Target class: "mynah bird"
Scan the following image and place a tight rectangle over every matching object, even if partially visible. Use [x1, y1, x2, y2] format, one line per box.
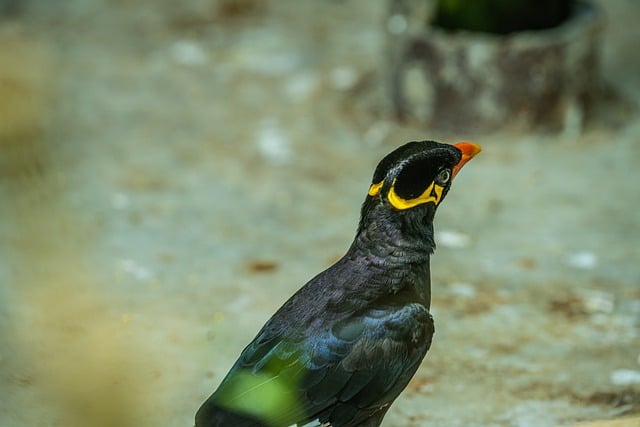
[195, 140, 481, 427]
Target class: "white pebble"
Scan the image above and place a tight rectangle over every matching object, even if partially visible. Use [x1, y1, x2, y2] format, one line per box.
[111, 192, 130, 210]
[329, 66, 358, 91]
[387, 14, 408, 34]
[363, 121, 392, 146]
[285, 72, 319, 101]
[437, 229, 472, 248]
[611, 369, 640, 386]
[449, 282, 476, 298]
[256, 119, 292, 164]
[120, 259, 154, 281]
[565, 251, 598, 269]
[169, 40, 207, 66]
[582, 290, 615, 314]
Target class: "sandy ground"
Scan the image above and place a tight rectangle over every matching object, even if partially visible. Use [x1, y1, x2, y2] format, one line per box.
[0, 1, 639, 426]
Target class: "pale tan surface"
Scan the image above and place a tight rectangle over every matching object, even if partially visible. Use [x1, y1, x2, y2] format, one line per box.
[0, 1, 639, 426]
[570, 416, 640, 427]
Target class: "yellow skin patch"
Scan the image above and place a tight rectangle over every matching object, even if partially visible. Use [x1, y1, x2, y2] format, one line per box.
[368, 181, 383, 197]
[369, 180, 444, 210]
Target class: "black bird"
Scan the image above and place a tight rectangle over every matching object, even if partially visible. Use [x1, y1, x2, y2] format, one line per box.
[195, 140, 481, 427]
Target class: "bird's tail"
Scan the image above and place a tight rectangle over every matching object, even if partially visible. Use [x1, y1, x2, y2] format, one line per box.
[195, 399, 268, 427]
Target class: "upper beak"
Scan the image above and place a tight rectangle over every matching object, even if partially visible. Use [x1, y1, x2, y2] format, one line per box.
[452, 142, 482, 179]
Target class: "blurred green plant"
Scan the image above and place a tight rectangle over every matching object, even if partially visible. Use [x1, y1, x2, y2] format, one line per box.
[431, 0, 574, 34]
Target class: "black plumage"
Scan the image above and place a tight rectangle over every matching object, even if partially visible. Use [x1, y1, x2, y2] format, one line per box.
[195, 140, 481, 427]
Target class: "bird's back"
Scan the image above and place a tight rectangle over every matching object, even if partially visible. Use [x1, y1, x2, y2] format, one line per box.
[196, 255, 434, 427]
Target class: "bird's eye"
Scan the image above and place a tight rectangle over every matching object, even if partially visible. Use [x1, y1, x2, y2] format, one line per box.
[435, 169, 450, 185]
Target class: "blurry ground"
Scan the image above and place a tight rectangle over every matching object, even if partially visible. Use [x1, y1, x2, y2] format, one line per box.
[1, 1, 639, 426]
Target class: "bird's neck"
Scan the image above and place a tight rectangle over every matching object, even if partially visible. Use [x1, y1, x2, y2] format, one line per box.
[345, 219, 434, 307]
[352, 221, 434, 265]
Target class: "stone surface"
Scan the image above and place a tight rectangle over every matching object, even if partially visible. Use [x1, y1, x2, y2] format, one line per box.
[0, 1, 639, 426]
[389, 0, 607, 133]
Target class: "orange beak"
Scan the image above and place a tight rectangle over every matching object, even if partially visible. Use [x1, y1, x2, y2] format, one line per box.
[451, 142, 482, 179]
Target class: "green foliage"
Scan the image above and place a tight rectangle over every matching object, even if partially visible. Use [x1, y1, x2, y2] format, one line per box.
[431, 0, 574, 34]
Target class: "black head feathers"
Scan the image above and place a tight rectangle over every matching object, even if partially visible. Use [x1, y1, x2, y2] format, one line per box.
[367, 140, 479, 211]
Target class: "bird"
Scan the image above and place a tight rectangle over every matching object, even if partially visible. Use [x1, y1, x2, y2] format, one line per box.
[195, 140, 481, 427]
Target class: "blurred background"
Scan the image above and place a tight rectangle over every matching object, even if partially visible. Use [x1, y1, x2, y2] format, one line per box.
[0, 0, 639, 426]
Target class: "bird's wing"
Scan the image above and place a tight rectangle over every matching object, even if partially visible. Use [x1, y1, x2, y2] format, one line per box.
[300, 302, 433, 424]
[206, 302, 433, 427]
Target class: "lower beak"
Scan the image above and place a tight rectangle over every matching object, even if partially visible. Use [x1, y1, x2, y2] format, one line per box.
[452, 142, 482, 179]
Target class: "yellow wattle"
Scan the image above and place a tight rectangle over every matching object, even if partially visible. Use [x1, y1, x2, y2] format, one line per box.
[387, 181, 444, 210]
[368, 181, 383, 197]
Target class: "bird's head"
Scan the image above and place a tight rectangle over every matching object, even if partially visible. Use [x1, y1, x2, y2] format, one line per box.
[358, 140, 481, 246]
